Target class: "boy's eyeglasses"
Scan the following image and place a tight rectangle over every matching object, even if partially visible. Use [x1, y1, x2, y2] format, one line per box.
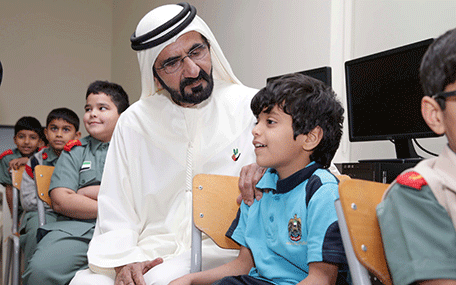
[157, 43, 208, 74]
[433, 90, 456, 101]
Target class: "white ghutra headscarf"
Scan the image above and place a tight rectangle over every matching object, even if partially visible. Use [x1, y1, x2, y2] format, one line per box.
[131, 2, 242, 99]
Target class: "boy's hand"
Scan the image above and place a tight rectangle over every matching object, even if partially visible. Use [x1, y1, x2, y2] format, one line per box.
[8, 157, 28, 170]
[115, 259, 163, 285]
[237, 163, 266, 206]
[298, 262, 338, 285]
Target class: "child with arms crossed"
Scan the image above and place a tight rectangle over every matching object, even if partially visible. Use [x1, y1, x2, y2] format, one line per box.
[22, 80, 129, 285]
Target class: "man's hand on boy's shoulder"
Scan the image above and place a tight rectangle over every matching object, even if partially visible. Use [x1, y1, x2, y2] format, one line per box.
[238, 163, 266, 206]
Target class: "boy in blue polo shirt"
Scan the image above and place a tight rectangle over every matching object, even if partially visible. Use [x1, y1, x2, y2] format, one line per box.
[170, 73, 348, 285]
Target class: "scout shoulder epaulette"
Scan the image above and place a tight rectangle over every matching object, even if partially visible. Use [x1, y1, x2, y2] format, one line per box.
[396, 171, 427, 190]
[64, 140, 82, 152]
[0, 149, 14, 160]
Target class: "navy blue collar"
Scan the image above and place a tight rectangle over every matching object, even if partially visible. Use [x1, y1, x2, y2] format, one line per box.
[257, 162, 323, 194]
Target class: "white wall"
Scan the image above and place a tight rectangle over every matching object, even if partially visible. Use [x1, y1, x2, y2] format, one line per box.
[0, 0, 113, 136]
[1, 0, 455, 160]
[346, 0, 456, 162]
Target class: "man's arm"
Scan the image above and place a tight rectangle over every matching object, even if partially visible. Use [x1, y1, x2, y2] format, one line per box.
[50, 186, 98, 219]
[297, 262, 338, 285]
[169, 246, 254, 285]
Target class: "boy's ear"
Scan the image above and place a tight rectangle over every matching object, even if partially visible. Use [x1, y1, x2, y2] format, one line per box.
[43, 128, 49, 141]
[421, 96, 445, 135]
[302, 126, 323, 151]
[74, 131, 82, 140]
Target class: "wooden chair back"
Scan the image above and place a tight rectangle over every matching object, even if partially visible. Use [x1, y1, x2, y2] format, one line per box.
[338, 179, 392, 285]
[192, 174, 241, 250]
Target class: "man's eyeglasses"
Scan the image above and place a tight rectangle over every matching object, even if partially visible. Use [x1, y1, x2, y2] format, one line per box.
[432, 90, 456, 101]
[157, 43, 209, 74]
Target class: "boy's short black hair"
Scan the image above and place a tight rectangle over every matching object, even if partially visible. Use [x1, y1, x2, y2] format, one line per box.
[46, 108, 80, 132]
[86, 80, 130, 114]
[251, 73, 344, 168]
[420, 28, 456, 110]
[14, 116, 43, 137]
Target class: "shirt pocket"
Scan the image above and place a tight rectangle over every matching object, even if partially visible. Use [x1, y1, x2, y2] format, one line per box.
[78, 169, 98, 188]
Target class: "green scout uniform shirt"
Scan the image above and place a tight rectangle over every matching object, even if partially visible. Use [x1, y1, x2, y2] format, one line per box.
[50, 135, 108, 196]
[46, 135, 109, 228]
[0, 148, 23, 186]
[377, 182, 456, 284]
[24, 136, 109, 285]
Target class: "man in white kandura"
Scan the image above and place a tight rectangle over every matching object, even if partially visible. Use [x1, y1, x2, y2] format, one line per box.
[70, 3, 259, 285]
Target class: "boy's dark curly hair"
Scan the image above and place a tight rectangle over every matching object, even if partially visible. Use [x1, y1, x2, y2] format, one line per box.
[420, 28, 456, 110]
[251, 73, 344, 168]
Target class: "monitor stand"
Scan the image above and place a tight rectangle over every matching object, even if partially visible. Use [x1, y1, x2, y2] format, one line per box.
[359, 138, 422, 163]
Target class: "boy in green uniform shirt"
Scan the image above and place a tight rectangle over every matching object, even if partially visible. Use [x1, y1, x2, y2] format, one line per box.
[377, 28, 456, 285]
[0, 116, 43, 214]
[19, 107, 81, 273]
[22, 80, 129, 285]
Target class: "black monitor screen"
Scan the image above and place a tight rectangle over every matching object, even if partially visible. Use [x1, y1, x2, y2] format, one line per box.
[345, 38, 437, 143]
[267, 66, 332, 87]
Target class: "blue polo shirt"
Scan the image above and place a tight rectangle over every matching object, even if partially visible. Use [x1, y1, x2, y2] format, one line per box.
[227, 162, 347, 285]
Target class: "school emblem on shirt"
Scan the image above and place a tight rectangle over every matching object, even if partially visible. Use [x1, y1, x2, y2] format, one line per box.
[231, 148, 241, 161]
[80, 161, 91, 172]
[288, 214, 302, 241]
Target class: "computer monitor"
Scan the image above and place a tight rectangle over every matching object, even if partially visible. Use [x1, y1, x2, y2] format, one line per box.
[267, 66, 332, 87]
[345, 38, 439, 160]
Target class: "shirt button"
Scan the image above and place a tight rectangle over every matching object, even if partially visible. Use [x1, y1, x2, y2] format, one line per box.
[269, 216, 274, 222]
[274, 196, 280, 201]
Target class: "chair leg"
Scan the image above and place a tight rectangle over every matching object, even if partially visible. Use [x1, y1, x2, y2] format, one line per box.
[190, 223, 202, 273]
[12, 235, 20, 285]
[3, 235, 20, 285]
[4, 237, 13, 285]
